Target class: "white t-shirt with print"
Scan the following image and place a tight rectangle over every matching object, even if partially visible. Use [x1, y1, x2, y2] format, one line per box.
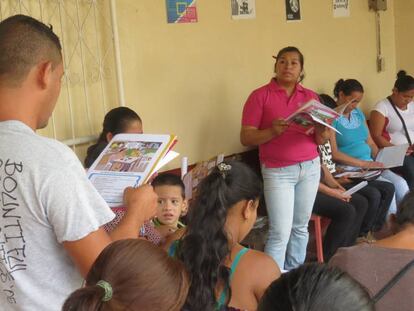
[374, 99, 414, 145]
[319, 141, 336, 173]
[0, 121, 114, 310]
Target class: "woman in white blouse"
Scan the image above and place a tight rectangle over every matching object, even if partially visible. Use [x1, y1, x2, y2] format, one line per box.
[370, 70, 414, 188]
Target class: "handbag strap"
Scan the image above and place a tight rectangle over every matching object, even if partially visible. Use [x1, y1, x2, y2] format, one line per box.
[387, 96, 412, 145]
[372, 257, 414, 303]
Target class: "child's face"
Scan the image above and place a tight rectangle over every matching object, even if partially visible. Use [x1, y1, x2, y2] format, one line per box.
[154, 185, 187, 227]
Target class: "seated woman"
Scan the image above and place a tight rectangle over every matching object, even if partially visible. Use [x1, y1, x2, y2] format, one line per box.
[84, 106, 143, 169]
[330, 190, 414, 311]
[165, 161, 281, 311]
[319, 139, 395, 238]
[62, 239, 189, 311]
[258, 263, 374, 311]
[318, 94, 394, 239]
[329, 78, 409, 219]
[313, 163, 369, 261]
[370, 70, 414, 188]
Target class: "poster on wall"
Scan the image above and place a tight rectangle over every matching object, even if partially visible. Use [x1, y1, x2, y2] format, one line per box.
[231, 0, 256, 20]
[333, 0, 350, 18]
[166, 0, 198, 23]
[285, 0, 301, 21]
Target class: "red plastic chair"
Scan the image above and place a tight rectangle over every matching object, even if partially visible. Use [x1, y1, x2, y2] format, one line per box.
[310, 214, 330, 263]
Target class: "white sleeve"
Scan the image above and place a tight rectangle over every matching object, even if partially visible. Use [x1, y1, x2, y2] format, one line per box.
[374, 100, 389, 117]
[41, 158, 114, 243]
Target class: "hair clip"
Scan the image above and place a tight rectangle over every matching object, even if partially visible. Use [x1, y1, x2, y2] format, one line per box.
[217, 163, 231, 178]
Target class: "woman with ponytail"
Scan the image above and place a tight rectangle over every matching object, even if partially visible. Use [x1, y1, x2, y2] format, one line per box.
[62, 239, 189, 311]
[329, 78, 408, 224]
[370, 70, 414, 188]
[84, 107, 143, 168]
[167, 161, 280, 311]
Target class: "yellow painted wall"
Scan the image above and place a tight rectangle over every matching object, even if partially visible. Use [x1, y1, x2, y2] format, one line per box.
[113, 0, 397, 169]
[394, 0, 414, 75]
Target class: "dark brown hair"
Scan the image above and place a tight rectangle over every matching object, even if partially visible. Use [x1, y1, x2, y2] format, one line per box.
[0, 14, 62, 87]
[152, 173, 186, 198]
[62, 239, 189, 311]
[396, 190, 414, 227]
[258, 263, 374, 311]
[178, 161, 263, 311]
[84, 107, 142, 168]
[394, 70, 414, 93]
[333, 79, 364, 98]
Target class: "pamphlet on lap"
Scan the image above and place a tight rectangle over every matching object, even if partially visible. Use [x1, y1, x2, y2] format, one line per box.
[87, 133, 178, 206]
[286, 99, 341, 134]
[343, 181, 368, 196]
[334, 169, 382, 180]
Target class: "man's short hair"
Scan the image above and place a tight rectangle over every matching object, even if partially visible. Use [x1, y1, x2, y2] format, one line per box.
[0, 14, 62, 87]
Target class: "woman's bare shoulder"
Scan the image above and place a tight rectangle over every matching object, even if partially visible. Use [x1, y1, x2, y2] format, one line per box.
[243, 249, 281, 277]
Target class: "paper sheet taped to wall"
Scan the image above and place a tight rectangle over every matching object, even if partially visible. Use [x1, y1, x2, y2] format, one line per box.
[166, 0, 198, 23]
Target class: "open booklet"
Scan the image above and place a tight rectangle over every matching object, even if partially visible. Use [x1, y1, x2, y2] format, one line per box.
[332, 145, 408, 180]
[286, 99, 341, 135]
[87, 133, 178, 206]
[373, 144, 409, 169]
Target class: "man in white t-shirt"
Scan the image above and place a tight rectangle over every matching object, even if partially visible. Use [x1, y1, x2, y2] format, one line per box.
[0, 15, 157, 310]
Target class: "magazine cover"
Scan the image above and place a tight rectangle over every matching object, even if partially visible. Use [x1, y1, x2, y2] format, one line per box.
[286, 99, 341, 134]
[87, 133, 177, 206]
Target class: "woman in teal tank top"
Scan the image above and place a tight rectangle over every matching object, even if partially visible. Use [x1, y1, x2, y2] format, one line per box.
[166, 161, 280, 311]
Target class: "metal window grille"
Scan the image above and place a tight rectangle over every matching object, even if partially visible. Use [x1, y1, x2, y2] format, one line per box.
[0, 0, 125, 153]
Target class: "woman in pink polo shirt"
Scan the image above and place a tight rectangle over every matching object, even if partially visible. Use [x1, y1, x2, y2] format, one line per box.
[240, 46, 327, 270]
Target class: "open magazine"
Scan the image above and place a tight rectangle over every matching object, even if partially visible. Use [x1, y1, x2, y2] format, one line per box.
[286, 99, 341, 134]
[87, 133, 178, 206]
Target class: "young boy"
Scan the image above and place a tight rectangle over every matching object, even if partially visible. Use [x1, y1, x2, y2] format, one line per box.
[151, 173, 188, 239]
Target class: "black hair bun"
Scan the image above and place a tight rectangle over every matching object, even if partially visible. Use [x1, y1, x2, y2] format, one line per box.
[397, 70, 407, 79]
[333, 79, 345, 97]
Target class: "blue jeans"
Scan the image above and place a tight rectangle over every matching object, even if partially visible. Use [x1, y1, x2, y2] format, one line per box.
[378, 169, 409, 215]
[392, 155, 414, 189]
[262, 157, 320, 271]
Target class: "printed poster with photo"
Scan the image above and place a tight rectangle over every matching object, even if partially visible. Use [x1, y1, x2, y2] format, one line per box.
[166, 0, 198, 24]
[231, 0, 256, 20]
[285, 0, 301, 21]
[333, 0, 350, 18]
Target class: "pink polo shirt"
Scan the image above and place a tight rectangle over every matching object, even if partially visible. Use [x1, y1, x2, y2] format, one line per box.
[242, 79, 319, 168]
